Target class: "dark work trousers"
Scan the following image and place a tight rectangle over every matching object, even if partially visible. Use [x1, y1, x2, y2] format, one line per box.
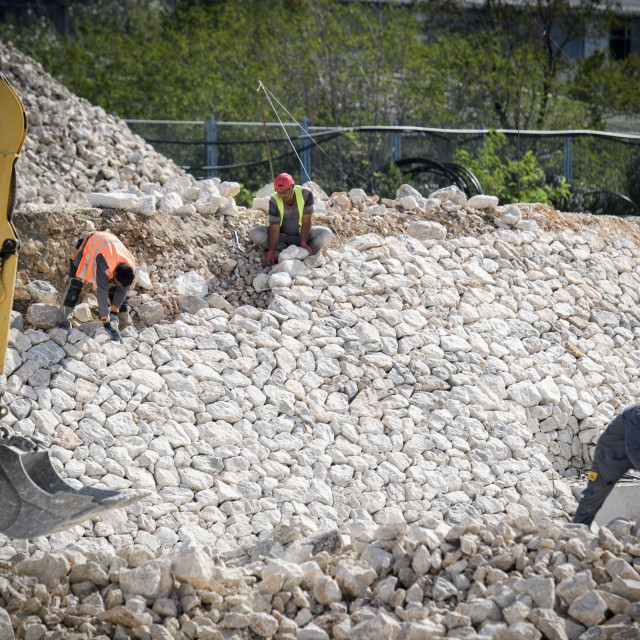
[573, 403, 640, 526]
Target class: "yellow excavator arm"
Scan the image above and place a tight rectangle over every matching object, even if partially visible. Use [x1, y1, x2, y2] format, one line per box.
[0, 74, 147, 539]
[0, 73, 26, 372]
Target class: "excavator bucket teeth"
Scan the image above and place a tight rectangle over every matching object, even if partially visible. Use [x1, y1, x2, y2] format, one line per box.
[0, 442, 148, 539]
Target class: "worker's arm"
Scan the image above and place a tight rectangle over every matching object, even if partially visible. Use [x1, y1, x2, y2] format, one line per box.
[267, 197, 282, 251]
[300, 214, 312, 245]
[268, 222, 280, 251]
[300, 188, 314, 248]
[110, 285, 130, 314]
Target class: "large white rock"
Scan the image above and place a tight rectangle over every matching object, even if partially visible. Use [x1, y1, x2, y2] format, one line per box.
[467, 194, 499, 210]
[170, 542, 215, 589]
[138, 301, 165, 325]
[279, 245, 309, 262]
[429, 185, 467, 205]
[131, 194, 157, 216]
[159, 192, 183, 214]
[87, 191, 141, 209]
[253, 273, 270, 292]
[195, 195, 222, 215]
[396, 184, 424, 205]
[218, 181, 241, 198]
[26, 280, 58, 304]
[135, 265, 153, 290]
[399, 196, 419, 211]
[171, 271, 208, 297]
[499, 205, 522, 226]
[26, 303, 62, 329]
[406, 221, 447, 241]
[252, 196, 271, 212]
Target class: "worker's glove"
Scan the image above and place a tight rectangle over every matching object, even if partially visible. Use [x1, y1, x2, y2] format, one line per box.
[103, 321, 121, 341]
[300, 241, 312, 253]
[108, 312, 120, 331]
[266, 250, 276, 267]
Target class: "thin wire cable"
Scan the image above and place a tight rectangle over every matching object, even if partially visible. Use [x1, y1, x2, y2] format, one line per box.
[260, 84, 347, 248]
[261, 85, 370, 189]
[260, 88, 311, 182]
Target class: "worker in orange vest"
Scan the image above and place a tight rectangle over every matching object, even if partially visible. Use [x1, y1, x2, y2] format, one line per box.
[59, 231, 137, 341]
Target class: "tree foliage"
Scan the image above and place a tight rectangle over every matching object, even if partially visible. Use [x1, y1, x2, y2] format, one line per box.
[1, 0, 638, 203]
[6, 0, 636, 127]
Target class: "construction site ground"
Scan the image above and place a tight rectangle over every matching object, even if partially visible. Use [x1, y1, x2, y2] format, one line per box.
[12, 199, 640, 318]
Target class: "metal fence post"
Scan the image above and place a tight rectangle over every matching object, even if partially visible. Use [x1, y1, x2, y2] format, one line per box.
[300, 117, 311, 183]
[563, 134, 573, 183]
[391, 121, 401, 163]
[206, 114, 217, 178]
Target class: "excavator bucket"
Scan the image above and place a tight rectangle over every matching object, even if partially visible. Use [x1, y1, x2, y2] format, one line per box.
[0, 426, 148, 539]
[0, 77, 148, 539]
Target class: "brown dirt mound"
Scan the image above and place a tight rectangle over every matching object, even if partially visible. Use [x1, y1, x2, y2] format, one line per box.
[13, 200, 640, 318]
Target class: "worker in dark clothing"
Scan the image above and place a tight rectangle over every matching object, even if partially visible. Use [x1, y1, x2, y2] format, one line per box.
[573, 402, 640, 526]
[248, 172, 332, 266]
[59, 231, 136, 341]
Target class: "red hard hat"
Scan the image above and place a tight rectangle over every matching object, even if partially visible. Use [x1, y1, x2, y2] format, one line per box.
[274, 173, 294, 190]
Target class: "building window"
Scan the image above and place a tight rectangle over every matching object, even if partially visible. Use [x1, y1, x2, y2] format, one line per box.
[610, 19, 632, 60]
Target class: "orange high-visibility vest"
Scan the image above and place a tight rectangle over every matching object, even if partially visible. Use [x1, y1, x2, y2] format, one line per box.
[72, 232, 136, 286]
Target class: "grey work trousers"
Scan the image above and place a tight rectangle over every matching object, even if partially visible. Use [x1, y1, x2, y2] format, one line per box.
[248, 225, 333, 254]
[573, 404, 640, 526]
[572, 471, 623, 527]
[61, 259, 131, 329]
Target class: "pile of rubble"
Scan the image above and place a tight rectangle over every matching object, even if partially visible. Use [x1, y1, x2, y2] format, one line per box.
[3, 208, 640, 637]
[7, 36, 640, 640]
[4, 511, 640, 639]
[0, 40, 188, 207]
[15, 190, 640, 479]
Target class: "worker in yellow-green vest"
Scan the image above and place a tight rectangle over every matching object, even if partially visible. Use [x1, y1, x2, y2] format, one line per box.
[248, 172, 333, 266]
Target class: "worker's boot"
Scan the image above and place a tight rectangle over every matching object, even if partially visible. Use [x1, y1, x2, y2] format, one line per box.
[117, 310, 130, 331]
[60, 277, 83, 331]
[59, 306, 74, 332]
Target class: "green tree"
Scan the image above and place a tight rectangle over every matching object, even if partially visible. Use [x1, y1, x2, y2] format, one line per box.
[569, 51, 640, 127]
[1, 0, 637, 200]
[417, 0, 621, 129]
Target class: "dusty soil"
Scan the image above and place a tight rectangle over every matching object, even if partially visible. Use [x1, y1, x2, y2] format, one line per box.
[12, 199, 640, 317]
[12, 207, 225, 305]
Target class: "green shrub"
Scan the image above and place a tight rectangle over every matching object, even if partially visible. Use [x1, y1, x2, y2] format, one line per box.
[455, 131, 571, 206]
[372, 163, 403, 200]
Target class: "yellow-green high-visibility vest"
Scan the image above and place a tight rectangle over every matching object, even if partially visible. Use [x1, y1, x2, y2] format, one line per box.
[271, 185, 305, 233]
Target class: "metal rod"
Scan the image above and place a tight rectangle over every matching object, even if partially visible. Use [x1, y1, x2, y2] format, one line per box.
[257, 81, 275, 183]
[217, 121, 300, 127]
[206, 114, 217, 178]
[516, 24, 536, 201]
[563, 135, 573, 183]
